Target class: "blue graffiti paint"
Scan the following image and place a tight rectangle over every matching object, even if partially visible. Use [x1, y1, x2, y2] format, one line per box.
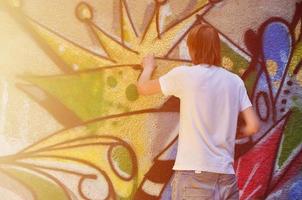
[262, 22, 291, 83]
[288, 179, 302, 200]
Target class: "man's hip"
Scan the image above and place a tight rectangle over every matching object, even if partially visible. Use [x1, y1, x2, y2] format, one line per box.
[171, 170, 239, 200]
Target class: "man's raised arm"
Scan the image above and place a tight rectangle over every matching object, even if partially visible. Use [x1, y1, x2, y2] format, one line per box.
[136, 54, 162, 96]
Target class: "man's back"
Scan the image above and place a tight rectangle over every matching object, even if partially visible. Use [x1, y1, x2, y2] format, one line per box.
[159, 64, 252, 174]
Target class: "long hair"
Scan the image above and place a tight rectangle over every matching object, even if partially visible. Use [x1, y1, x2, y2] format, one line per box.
[187, 23, 221, 66]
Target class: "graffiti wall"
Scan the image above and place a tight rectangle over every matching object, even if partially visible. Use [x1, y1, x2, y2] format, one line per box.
[0, 0, 301, 199]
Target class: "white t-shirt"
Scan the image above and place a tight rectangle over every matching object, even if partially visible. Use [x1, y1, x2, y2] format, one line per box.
[159, 64, 252, 174]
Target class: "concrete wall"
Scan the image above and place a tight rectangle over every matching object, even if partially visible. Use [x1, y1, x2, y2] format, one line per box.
[0, 0, 301, 199]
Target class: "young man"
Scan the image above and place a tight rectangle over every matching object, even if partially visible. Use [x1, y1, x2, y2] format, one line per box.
[136, 23, 260, 200]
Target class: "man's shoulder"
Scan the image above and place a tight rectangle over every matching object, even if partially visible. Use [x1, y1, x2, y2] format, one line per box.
[218, 68, 244, 86]
[221, 68, 241, 80]
[169, 65, 190, 73]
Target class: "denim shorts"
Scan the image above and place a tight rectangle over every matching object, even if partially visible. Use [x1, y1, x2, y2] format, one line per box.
[171, 170, 239, 200]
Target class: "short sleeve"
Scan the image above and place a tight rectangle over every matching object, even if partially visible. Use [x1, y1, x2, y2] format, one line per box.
[159, 66, 184, 97]
[239, 80, 252, 112]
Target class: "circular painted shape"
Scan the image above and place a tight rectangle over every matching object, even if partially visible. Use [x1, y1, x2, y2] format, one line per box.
[75, 2, 93, 21]
[107, 76, 117, 88]
[109, 145, 134, 180]
[125, 84, 139, 101]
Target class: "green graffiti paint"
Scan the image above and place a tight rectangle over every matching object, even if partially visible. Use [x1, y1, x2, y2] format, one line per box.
[111, 145, 133, 178]
[221, 41, 249, 74]
[125, 84, 138, 101]
[292, 96, 302, 111]
[112, 120, 119, 126]
[245, 70, 258, 95]
[24, 72, 106, 121]
[278, 107, 302, 167]
[107, 76, 118, 88]
[4, 168, 69, 200]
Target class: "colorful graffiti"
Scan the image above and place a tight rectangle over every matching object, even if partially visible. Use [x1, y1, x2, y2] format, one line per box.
[0, 0, 301, 199]
[233, 3, 302, 199]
